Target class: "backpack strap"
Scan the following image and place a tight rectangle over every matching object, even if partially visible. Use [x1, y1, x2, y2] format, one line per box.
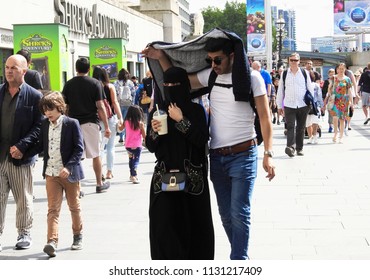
[283, 68, 307, 91]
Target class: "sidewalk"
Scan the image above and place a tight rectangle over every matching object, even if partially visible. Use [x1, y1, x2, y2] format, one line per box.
[0, 107, 369, 260]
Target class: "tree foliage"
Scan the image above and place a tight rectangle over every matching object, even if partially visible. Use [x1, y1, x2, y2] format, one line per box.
[202, 1, 247, 45]
[202, 1, 277, 52]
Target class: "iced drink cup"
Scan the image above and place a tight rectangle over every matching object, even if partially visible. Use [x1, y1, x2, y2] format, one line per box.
[153, 110, 168, 135]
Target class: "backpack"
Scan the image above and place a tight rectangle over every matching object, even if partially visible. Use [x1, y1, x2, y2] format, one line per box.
[207, 70, 263, 145]
[116, 80, 132, 107]
[282, 67, 307, 91]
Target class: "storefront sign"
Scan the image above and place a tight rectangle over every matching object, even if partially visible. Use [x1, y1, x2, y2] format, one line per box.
[95, 45, 118, 59]
[20, 34, 53, 53]
[54, 0, 129, 40]
[0, 34, 13, 44]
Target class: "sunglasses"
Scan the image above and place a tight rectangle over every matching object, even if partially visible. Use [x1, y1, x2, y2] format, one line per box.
[205, 56, 225, 65]
[290, 59, 299, 62]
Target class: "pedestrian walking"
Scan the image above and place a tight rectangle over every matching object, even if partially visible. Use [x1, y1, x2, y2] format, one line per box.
[277, 52, 314, 157]
[92, 66, 123, 180]
[0, 54, 43, 251]
[118, 105, 146, 184]
[142, 28, 275, 260]
[62, 57, 111, 193]
[25, 91, 84, 257]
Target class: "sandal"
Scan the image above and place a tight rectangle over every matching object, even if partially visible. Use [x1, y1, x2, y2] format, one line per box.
[106, 172, 113, 179]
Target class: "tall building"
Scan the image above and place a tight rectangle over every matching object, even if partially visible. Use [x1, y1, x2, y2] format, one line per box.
[281, 9, 297, 52]
[178, 0, 191, 40]
[272, 7, 297, 52]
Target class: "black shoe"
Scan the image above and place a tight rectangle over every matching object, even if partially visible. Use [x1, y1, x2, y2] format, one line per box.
[285, 146, 295, 157]
[296, 150, 304, 156]
[71, 234, 83, 250]
[318, 127, 322, 137]
[272, 117, 276, 124]
[364, 118, 370, 125]
[79, 191, 84, 198]
[96, 181, 110, 193]
[277, 120, 280, 125]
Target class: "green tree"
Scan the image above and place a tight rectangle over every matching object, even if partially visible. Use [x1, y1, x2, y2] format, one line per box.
[202, 1, 278, 52]
[202, 1, 247, 45]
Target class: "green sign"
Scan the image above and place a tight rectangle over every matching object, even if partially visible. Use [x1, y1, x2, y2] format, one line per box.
[89, 38, 127, 81]
[13, 23, 69, 92]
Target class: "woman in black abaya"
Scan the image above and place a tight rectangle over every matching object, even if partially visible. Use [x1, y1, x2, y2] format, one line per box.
[146, 67, 214, 260]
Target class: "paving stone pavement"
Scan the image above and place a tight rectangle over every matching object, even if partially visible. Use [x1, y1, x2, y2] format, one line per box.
[0, 107, 369, 260]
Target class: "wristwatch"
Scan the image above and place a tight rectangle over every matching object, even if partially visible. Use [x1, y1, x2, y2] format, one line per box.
[264, 150, 274, 157]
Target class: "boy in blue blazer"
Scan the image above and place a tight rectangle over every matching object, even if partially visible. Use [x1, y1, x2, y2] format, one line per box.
[26, 91, 84, 257]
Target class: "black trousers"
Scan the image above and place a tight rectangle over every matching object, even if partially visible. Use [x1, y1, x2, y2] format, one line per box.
[284, 106, 310, 151]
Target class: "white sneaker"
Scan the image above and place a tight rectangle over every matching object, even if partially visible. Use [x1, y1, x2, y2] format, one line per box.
[313, 135, 318, 144]
[307, 136, 313, 144]
[130, 176, 140, 184]
[344, 129, 348, 136]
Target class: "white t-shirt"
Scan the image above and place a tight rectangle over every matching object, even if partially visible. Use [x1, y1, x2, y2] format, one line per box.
[197, 68, 266, 149]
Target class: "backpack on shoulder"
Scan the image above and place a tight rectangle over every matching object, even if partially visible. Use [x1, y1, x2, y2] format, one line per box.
[116, 80, 132, 107]
[207, 70, 263, 145]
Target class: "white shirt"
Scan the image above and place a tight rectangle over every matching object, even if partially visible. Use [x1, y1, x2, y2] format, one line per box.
[276, 68, 314, 109]
[197, 68, 266, 149]
[45, 115, 64, 177]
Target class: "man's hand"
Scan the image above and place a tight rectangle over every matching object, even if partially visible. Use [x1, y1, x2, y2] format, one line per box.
[278, 108, 284, 116]
[141, 46, 165, 60]
[10, 146, 23, 159]
[263, 157, 275, 181]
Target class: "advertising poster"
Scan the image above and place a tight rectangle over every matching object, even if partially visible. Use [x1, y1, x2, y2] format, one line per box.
[13, 24, 69, 92]
[89, 38, 127, 81]
[333, 0, 370, 34]
[246, 0, 266, 54]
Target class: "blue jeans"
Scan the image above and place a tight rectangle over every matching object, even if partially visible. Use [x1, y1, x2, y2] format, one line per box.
[100, 116, 118, 171]
[119, 106, 129, 141]
[126, 147, 142, 176]
[210, 145, 258, 260]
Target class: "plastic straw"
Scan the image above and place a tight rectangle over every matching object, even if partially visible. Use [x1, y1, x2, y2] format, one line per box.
[156, 104, 160, 114]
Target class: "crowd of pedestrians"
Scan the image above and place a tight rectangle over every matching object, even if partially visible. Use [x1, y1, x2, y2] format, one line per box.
[0, 34, 369, 261]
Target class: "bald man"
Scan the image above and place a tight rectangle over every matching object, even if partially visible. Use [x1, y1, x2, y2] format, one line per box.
[0, 55, 43, 251]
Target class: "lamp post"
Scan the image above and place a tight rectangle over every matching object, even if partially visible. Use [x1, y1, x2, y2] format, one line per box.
[276, 17, 285, 69]
[70, 43, 75, 78]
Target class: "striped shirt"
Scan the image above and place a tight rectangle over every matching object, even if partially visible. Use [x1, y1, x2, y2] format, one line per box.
[276, 68, 314, 109]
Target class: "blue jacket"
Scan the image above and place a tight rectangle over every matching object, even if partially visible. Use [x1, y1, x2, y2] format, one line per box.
[26, 116, 85, 183]
[0, 82, 43, 166]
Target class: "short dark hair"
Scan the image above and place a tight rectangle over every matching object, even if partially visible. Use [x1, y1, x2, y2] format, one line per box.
[39, 91, 66, 114]
[204, 38, 234, 55]
[16, 49, 31, 63]
[76, 57, 90, 74]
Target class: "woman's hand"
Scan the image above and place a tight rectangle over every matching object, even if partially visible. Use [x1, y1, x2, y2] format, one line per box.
[168, 103, 183, 122]
[151, 118, 162, 133]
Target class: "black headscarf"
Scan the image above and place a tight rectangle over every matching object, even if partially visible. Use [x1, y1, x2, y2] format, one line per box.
[162, 67, 191, 112]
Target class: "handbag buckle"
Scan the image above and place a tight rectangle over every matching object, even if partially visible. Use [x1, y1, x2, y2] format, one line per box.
[169, 175, 177, 187]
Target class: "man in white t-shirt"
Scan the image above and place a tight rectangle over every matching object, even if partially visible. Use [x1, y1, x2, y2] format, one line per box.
[142, 36, 275, 260]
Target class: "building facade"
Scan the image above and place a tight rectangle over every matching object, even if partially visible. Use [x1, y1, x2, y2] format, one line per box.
[0, 0, 190, 87]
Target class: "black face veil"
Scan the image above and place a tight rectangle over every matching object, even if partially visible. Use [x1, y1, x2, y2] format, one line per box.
[162, 67, 191, 110]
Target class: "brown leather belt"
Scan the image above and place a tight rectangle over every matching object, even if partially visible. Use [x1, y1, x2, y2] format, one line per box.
[210, 139, 257, 156]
